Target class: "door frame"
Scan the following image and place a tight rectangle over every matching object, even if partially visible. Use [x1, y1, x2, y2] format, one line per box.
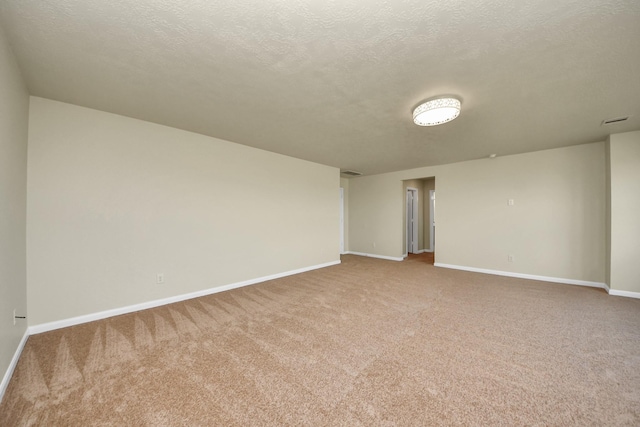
[429, 189, 435, 252]
[340, 187, 345, 254]
[406, 187, 419, 254]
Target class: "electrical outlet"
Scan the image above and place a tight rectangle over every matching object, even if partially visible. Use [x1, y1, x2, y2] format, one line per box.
[373, 242, 376, 248]
[156, 273, 165, 284]
[508, 254, 514, 263]
[508, 199, 515, 206]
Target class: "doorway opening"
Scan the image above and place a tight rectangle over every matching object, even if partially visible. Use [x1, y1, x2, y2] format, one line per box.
[402, 177, 436, 263]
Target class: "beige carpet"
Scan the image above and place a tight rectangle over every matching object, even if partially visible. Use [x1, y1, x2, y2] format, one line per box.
[1, 255, 639, 426]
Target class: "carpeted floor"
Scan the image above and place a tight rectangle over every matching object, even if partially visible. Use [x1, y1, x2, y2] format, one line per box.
[1, 255, 639, 426]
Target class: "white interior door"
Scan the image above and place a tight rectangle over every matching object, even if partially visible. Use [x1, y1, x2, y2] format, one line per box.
[339, 188, 345, 253]
[406, 188, 418, 254]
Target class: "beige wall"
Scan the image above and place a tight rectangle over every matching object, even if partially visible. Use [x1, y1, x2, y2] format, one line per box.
[349, 173, 404, 257]
[340, 177, 349, 253]
[27, 98, 340, 325]
[349, 142, 606, 283]
[608, 131, 640, 293]
[0, 26, 29, 389]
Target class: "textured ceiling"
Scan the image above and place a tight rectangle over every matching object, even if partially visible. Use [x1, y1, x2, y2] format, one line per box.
[1, 0, 639, 175]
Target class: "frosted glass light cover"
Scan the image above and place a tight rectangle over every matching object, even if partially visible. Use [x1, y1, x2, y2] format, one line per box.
[413, 97, 461, 126]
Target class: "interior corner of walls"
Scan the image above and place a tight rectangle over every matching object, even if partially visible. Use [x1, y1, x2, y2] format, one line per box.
[0, 328, 29, 403]
[0, 24, 30, 405]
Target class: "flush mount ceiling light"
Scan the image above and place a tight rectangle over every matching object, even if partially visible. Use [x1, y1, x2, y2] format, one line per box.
[413, 96, 461, 126]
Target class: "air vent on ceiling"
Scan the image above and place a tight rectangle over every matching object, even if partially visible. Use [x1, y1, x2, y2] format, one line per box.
[341, 170, 362, 177]
[602, 116, 629, 126]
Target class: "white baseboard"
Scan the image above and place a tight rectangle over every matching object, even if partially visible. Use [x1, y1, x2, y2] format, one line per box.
[608, 289, 640, 299]
[29, 260, 341, 335]
[0, 328, 29, 403]
[344, 251, 404, 262]
[404, 250, 432, 257]
[601, 280, 640, 298]
[434, 263, 607, 290]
